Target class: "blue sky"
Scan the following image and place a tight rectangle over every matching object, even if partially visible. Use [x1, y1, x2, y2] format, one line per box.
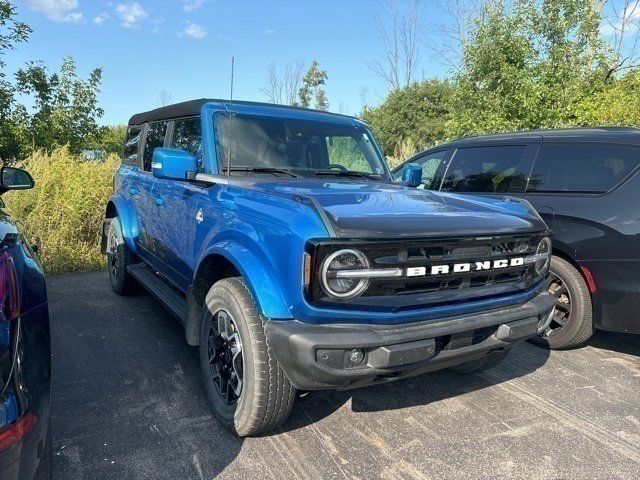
[8, 1, 637, 125]
[9, 0, 453, 125]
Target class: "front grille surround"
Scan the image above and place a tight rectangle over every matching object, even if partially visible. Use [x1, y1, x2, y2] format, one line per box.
[306, 233, 549, 310]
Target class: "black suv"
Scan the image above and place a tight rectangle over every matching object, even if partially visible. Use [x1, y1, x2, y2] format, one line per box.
[394, 127, 640, 348]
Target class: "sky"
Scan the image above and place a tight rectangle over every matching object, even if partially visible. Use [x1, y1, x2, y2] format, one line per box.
[8, 0, 454, 125]
[7, 0, 638, 126]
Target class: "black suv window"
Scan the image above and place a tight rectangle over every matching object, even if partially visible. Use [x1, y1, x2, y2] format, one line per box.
[528, 143, 640, 194]
[123, 126, 142, 166]
[143, 121, 168, 171]
[170, 117, 203, 171]
[413, 150, 448, 189]
[442, 145, 528, 193]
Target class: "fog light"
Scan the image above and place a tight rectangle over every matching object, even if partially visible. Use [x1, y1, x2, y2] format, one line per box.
[347, 349, 365, 367]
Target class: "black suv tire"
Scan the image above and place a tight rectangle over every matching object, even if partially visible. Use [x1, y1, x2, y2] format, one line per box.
[531, 256, 593, 349]
[448, 349, 510, 374]
[199, 277, 296, 437]
[106, 218, 137, 295]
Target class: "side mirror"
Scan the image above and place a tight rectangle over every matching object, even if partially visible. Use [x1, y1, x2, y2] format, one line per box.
[152, 148, 199, 181]
[402, 163, 423, 188]
[0, 167, 35, 192]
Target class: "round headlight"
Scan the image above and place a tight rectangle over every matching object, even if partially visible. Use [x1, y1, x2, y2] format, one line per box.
[535, 237, 552, 275]
[320, 249, 370, 299]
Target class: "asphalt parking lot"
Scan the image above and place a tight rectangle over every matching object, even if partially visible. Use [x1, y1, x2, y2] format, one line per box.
[48, 270, 640, 479]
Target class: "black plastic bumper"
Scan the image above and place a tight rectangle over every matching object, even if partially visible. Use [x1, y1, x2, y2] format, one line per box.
[265, 292, 555, 390]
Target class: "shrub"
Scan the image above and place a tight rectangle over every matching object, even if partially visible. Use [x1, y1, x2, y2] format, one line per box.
[5, 147, 119, 274]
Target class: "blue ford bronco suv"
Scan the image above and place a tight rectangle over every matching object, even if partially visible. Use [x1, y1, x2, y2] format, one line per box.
[102, 99, 555, 436]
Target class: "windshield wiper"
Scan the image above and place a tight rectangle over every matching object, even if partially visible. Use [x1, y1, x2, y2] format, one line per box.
[314, 169, 382, 180]
[227, 167, 300, 178]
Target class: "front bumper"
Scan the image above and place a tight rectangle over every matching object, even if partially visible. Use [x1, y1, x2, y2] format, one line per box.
[266, 292, 555, 390]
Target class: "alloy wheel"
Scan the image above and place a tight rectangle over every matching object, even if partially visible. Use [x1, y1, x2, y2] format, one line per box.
[545, 271, 572, 336]
[207, 310, 244, 405]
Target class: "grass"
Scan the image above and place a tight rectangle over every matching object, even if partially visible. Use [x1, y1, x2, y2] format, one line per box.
[5, 147, 119, 275]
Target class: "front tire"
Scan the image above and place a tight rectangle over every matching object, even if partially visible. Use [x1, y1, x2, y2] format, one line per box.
[531, 256, 593, 349]
[199, 277, 296, 437]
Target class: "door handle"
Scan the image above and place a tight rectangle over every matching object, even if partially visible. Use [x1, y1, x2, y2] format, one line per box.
[129, 188, 138, 195]
[155, 198, 165, 206]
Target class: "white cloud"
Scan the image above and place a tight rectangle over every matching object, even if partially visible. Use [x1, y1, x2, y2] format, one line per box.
[116, 2, 147, 28]
[264, 29, 276, 35]
[21, 0, 83, 23]
[183, 0, 207, 12]
[92, 13, 109, 25]
[184, 22, 207, 39]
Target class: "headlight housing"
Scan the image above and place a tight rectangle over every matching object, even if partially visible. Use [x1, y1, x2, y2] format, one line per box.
[320, 249, 371, 299]
[532, 237, 552, 277]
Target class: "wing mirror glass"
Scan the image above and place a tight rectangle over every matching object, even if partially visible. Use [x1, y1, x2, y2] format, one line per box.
[0, 167, 35, 192]
[152, 148, 199, 181]
[401, 163, 423, 188]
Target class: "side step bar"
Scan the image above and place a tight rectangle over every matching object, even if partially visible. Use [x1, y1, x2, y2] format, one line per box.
[127, 263, 187, 324]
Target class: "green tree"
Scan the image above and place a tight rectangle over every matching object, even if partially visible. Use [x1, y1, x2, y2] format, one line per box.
[0, 0, 31, 161]
[15, 56, 105, 155]
[298, 60, 329, 110]
[361, 79, 453, 157]
[447, 0, 611, 136]
[94, 124, 127, 156]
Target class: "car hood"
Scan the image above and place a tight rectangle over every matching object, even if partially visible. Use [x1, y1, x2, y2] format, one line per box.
[243, 179, 547, 239]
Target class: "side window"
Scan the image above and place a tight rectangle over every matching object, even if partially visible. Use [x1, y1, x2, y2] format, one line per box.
[528, 143, 640, 194]
[123, 126, 142, 166]
[170, 117, 203, 171]
[413, 151, 448, 189]
[442, 145, 528, 193]
[326, 135, 375, 173]
[143, 121, 168, 171]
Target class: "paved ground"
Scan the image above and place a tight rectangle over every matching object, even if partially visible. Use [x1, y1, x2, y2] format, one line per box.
[48, 271, 640, 479]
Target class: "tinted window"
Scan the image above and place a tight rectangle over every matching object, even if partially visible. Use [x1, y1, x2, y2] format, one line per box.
[442, 145, 528, 193]
[123, 126, 142, 166]
[170, 117, 203, 171]
[528, 143, 640, 194]
[143, 121, 168, 171]
[413, 150, 448, 189]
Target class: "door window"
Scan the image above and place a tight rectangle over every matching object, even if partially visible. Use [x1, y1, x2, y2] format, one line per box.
[528, 143, 640, 194]
[170, 117, 204, 171]
[143, 121, 168, 171]
[410, 150, 448, 189]
[123, 126, 142, 166]
[442, 145, 528, 193]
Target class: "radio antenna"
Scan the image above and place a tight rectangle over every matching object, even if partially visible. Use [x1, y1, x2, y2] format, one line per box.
[226, 56, 235, 177]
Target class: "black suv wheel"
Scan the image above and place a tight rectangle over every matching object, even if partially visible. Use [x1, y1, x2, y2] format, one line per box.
[199, 277, 296, 436]
[532, 256, 593, 349]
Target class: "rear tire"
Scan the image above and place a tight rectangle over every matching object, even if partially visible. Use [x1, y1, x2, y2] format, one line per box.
[448, 349, 510, 374]
[530, 256, 593, 349]
[199, 277, 296, 437]
[106, 218, 137, 295]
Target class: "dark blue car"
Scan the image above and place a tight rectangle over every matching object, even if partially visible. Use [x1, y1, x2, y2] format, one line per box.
[103, 99, 555, 436]
[0, 167, 51, 479]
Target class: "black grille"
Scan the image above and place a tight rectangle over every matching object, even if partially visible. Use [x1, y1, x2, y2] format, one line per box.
[307, 233, 545, 310]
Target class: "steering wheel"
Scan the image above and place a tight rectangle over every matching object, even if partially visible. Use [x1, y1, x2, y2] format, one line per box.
[325, 164, 348, 172]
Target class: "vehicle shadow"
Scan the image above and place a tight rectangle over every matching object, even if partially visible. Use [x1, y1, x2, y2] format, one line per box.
[282, 342, 550, 433]
[586, 330, 640, 356]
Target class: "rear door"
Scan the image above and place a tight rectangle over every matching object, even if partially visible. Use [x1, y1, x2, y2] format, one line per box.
[135, 120, 169, 261]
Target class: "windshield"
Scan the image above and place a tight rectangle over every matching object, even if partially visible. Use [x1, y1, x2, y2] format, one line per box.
[214, 113, 390, 179]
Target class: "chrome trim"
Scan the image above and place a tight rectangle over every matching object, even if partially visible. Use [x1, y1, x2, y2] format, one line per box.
[334, 268, 403, 279]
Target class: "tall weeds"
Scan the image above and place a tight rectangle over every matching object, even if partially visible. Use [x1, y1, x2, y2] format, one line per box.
[5, 147, 119, 274]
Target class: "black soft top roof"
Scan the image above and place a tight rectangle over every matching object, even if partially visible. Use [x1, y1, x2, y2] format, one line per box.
[128, 98, 356, 126]
[128, 99, 210, 125]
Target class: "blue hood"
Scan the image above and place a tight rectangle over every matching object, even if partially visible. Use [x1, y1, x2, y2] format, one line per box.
[242, 179, 547, 239]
